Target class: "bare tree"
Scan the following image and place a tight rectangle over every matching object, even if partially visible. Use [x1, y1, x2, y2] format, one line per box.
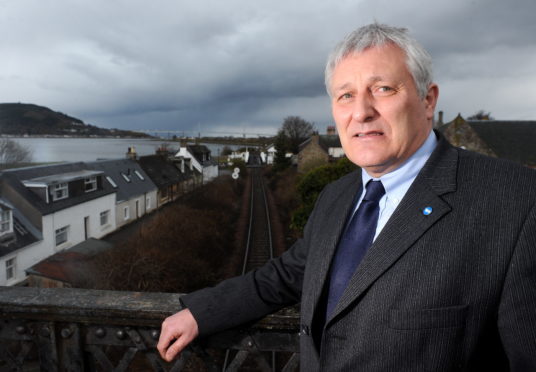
[0, 138, 32, 167]
[468, 110, 493, 120]
[280, 116, 315, 154]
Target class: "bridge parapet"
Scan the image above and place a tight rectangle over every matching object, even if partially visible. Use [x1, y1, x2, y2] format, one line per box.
[0, 286, 299, 371]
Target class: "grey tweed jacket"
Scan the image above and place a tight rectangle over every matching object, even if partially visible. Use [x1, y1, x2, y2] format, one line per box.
[183, 133, 536, 371]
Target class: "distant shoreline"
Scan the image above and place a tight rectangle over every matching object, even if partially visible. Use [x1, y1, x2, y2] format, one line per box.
[1, 134, 157, 140]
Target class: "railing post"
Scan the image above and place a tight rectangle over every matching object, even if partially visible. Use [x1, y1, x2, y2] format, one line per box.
[58, 323, 85, 372]
[35, 321, 59, 372]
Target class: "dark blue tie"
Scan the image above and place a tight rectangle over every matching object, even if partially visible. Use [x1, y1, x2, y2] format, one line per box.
[325, 180, 385, 318]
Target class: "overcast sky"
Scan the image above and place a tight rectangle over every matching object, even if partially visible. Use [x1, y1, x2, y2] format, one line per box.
[1, 0, 535, 136]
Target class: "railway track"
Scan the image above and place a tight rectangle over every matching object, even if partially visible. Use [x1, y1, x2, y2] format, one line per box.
[224, 165, 280, 371]
[242, 166, 273, 274]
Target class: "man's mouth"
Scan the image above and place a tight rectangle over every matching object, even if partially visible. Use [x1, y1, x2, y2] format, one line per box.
[355, 131, 383, 137]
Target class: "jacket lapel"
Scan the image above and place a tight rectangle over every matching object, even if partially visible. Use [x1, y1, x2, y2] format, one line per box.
[327, 135, 459, 323]
[301, 171, 362, 324]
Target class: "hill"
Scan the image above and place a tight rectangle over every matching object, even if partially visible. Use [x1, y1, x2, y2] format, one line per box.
[0, 103, 150, 138]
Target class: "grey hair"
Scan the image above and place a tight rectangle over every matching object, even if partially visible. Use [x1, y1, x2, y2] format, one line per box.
[325, 23, 433, 99]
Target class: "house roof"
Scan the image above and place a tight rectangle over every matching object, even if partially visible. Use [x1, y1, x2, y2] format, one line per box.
[299, 135, 342, 153]
[0, 198, 41, 257]
[0, 162, 116, 216]
[187, 145, 217, 166]
[137, 154, 192, 188]
[467, 120, 536, 165]
[25, 238, 113, 283]
[22, 170, 103, 186]
[86, 159, 157, 203]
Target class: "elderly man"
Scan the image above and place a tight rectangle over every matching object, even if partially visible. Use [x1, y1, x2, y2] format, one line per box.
[158, 23, 536, 371]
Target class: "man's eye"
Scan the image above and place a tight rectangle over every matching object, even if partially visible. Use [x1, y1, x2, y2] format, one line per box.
[339, 93, 352, 100]
[378, 86, 393, 92]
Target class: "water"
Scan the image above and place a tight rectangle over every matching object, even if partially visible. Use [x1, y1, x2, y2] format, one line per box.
[6, 137, 247, 163]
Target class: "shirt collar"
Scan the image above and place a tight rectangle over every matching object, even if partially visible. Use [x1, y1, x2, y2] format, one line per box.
[361, 130, 438, 200]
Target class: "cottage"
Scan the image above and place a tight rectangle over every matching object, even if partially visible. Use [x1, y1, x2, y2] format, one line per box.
[87, 159, 158, 229]
[0, 163, 116, 285]
[138, 154, 198, 206]
[439, 114, 536, 168]
[175, 144, 218, 184]
[297, 132, 344, 173]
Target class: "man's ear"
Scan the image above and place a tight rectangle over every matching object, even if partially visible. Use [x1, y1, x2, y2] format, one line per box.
[424, 84, 439, 121]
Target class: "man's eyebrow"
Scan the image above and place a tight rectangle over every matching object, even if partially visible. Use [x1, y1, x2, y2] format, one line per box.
[368, 76, 384, 83]
[333, 76, 387, 92]
[333, 82, 352, 93]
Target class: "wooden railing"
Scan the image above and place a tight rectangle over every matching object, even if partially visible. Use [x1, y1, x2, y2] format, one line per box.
[0, 286, 300, 371]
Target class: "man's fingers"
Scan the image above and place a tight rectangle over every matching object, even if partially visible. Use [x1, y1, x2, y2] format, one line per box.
[164, 336, 189, 362]
[157, 309, 200, 361]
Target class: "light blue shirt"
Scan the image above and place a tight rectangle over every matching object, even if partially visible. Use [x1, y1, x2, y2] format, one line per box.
[353, 130, 438, 241]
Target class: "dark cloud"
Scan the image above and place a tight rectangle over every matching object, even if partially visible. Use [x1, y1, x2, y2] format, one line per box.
[1, 0, 535, 135]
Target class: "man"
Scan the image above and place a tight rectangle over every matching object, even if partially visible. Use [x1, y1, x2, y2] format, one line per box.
[158, 23, 536, 371]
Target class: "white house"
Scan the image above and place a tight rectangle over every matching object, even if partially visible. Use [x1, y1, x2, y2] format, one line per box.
[87, 158, 158, 229]
[175, 144, 218, 184]
[0, 163, 117, 285]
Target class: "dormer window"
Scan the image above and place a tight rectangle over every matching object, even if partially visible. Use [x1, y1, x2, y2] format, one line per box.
[121, 172, 131, 183]
[0, 210, 11, 234]
[52, 183, 68, 201]
[85, 176, 97, 192]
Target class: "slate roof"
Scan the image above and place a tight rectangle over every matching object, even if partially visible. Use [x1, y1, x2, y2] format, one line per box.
[187, 145, 217, 166]
[86, 159, 157, 203]
[137, 155, 193, 189]
[0, 163, 116, 216]
[0, 198, 41, 256]
[467, 120, 536, 165]
[26, 238, 113, 284]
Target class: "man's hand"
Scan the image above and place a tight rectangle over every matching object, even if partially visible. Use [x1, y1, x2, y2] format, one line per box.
[157, 308, 199, 362]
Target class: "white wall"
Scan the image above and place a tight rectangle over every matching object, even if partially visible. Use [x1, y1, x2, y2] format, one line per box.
[329, 147, 345, 158]
[115, 190, 158, 228]
[202, 165, 219, 184]
[175, 148, 203, 173]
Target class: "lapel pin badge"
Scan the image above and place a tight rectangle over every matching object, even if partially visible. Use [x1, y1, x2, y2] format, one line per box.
[423, 206, 433, 216]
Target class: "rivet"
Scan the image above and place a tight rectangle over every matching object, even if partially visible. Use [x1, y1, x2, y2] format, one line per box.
[95, 328, 106, 338]
[151, 330, 159, 340]
[61, 328, 72, 339]
[16, 326, 26, 335]
[247, 341, 253, 347]
[116, 330, 126, 339]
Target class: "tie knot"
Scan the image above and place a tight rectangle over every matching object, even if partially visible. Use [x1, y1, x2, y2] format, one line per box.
[363, 180, 385, 202]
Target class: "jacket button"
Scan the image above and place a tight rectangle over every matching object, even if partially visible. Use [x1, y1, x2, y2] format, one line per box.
[300, 325, 310, 335]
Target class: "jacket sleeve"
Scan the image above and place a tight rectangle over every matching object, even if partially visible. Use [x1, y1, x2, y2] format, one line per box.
[498, 201, 536, 370]
[181, 187, 329, 337]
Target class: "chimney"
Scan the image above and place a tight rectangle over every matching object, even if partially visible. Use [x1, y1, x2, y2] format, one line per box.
[435, 111, 444, 129]
[326, 126, 336, 135]
[126, 146, 137, 160]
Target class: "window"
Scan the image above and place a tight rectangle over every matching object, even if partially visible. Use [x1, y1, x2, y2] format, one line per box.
[134, 170, 145, 181]
[0, 210, 11, 233]
[55, 225, 69, 246]
[5, 257, 16, 281]
[52, 183, 68, 201]
[124, 206, 130, 220]
[106, 176, 118, 188]
[146, 197, 151, 210]
[121, 173, 131, 183]
[85, 176, 97, 192]
[100, 210, 110, 226]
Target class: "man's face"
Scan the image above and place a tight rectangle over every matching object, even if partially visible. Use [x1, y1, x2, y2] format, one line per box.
[330, 43, 438, 177]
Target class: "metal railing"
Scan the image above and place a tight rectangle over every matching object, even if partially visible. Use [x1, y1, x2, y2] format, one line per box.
[0, 286, 300, 371]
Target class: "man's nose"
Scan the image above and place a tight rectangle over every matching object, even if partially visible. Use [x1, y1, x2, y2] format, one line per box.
[352, 93, 376, 123]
